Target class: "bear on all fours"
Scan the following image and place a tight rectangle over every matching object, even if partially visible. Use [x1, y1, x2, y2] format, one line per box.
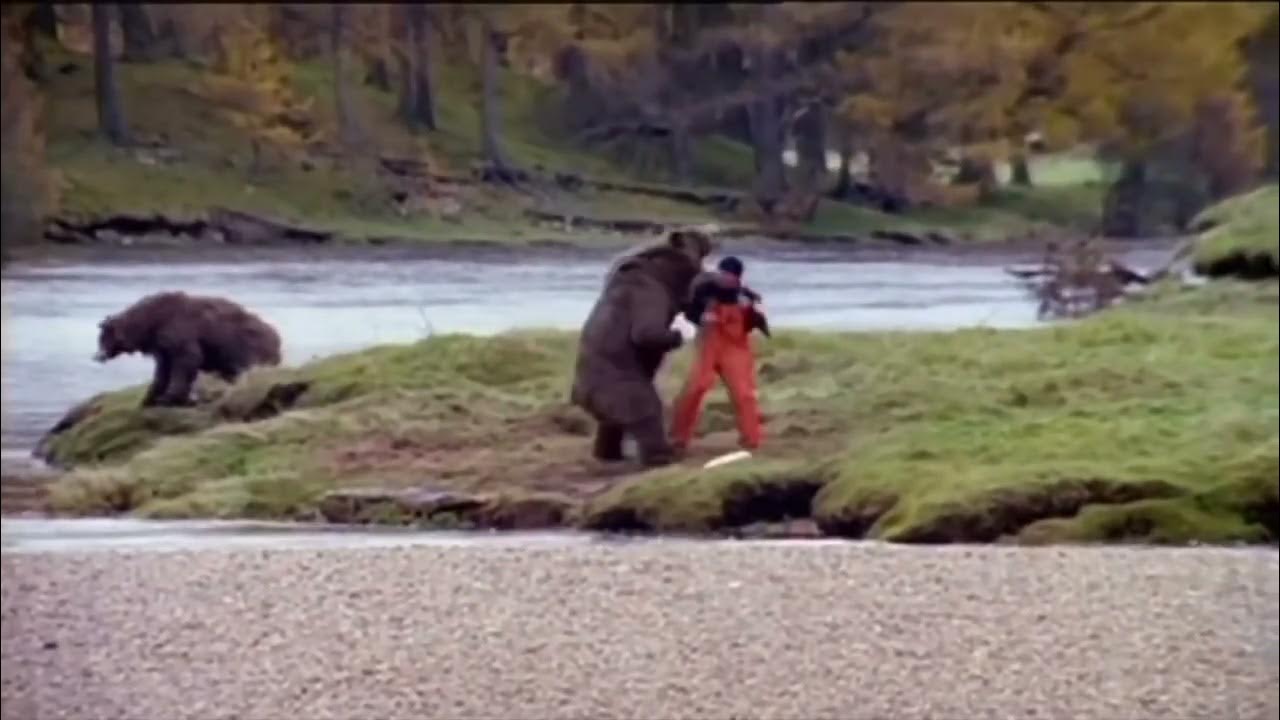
[94, 291, 282, 408]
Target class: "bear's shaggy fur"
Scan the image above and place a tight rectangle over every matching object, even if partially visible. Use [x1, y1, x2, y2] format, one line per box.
[95, 291, 283, 408]
[570, 228, 714, 466]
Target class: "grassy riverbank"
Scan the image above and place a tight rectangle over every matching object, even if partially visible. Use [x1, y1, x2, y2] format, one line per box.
[39, 275, 1278, 545]
[1192, 183, 1280, 278]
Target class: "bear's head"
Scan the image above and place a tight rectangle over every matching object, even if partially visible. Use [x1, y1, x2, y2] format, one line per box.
[666, 227, 715, 267]
[93, 316, 133, 363]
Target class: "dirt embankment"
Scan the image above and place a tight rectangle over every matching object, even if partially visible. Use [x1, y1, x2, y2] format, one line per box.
[21, 368, 1278, 547]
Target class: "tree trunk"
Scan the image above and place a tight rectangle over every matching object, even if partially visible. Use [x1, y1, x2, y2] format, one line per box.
[397, 5, 437, 131]
[410, 4, 437, 130]
[748, 101, 787, 213]
[746, 48, 786, 213]
[480, 15, 513, 176]
[365, 57, 390, 91]
[331, 4, 361, 150]
[396, 5, 419, 124]
[1101, 159, 1147, 238]
[794, 102, 828, 193]
[118, 3, 157, 62]
[829, 128, 854, 199]
[1011, 153, 1032, 186]
[866, 140, 914, 213]
[156, 18, 187, 61]
[955, 155, 998, 198]
[1244, 9, 1279, 178]
[26, 5, 58, 39]
[17, 8, 48, 81]
[91, 4, 127, 146]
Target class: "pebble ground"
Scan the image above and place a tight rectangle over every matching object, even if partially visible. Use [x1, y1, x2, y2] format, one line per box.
[3, 541, 1277, 720]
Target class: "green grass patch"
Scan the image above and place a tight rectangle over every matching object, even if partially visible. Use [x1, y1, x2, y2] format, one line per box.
[981, 182, 1106, 234]
[1192, 184, 1279, 279]
[43, 281, 1278, 545]
[1016, 152, 1116, 187]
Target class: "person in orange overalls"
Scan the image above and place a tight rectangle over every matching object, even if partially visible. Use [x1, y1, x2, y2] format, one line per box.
[671, 256, 770, 454]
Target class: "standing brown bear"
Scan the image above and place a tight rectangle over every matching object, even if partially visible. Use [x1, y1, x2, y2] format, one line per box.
[94, 291, 283, 408]
[571, 228, 713, 467]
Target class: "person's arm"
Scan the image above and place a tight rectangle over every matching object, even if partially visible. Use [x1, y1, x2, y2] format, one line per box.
[742, 285, 770, 337]
[681, 275, 717, 326]
[749, 305, 772, 338]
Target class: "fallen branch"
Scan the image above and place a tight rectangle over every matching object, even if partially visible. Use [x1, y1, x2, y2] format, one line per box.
[1008, 239, 1159, 320]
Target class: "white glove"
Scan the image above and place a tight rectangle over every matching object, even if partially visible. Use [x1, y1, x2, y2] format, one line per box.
[673, 316, 698, 342]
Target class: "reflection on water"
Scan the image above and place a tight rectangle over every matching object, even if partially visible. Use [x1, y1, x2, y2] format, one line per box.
[2, 251, 1043, 456]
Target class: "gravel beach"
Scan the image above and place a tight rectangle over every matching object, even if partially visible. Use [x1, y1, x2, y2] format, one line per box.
[3, 541, 1277, 720]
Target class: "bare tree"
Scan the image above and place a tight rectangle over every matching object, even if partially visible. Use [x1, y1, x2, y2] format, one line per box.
[92, 4, 128, 145]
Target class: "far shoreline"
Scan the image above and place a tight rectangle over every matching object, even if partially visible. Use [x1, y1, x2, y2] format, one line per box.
[2, 234, 1186, 270]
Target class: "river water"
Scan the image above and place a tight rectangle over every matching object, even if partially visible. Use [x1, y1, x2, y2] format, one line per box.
[0, 247, 1058, 456]
[0, 244, 1171, 551]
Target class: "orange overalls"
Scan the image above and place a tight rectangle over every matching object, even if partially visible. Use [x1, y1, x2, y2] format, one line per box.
[671, 293, 763, 451]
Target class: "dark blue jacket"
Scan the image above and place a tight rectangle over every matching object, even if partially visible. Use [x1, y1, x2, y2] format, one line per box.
[681, 274, 770, 337]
